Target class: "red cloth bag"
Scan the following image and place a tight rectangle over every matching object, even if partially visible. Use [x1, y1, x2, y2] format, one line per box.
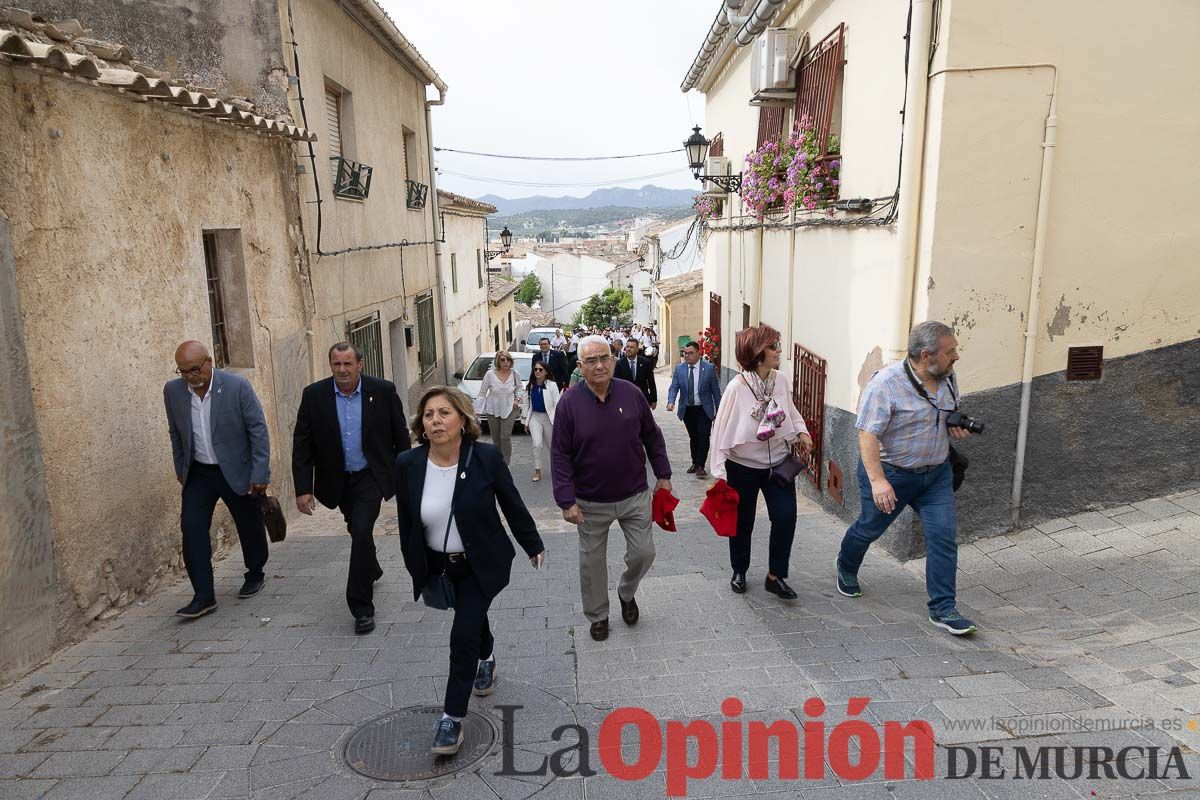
[700, 479, 739, 537]
[652, 488, 680, 532]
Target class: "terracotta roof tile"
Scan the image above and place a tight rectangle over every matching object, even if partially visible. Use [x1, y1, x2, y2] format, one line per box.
[652, 269, 704, 299]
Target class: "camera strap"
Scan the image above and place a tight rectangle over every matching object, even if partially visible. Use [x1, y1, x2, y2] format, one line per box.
[902, 359, 959, 422]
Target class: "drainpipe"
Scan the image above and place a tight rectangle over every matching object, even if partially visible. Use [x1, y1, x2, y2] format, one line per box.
[424, 86, 451, 385]
[893, 0, 935, 361]
[926, 64, 1058, 527]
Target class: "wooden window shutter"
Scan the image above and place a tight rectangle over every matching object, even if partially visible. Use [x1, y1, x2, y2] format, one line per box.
[1066, 346, 1104, 381]
[325, 87, 343, 157]
[794, 23, 845, 154]
[756, 106, 784, 147]
[709, 133, 724, 158]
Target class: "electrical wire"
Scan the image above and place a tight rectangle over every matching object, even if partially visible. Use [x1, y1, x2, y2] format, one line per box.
[434, 147, 683, 161]
[435, 167, 690, 189]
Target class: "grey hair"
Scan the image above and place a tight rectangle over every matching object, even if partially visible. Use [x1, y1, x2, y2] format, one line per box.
[578, 335, 610, 357]
[907, 321, 955, 360]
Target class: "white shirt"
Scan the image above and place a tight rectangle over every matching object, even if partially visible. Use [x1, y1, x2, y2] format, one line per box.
[568, 334, 579, 353]
[550, 335, 567, 350]
[188, 381, 218, 464]
[422, 459, 464, 552]
[479, 369, 525, 418]
[687, 363, 701, 405]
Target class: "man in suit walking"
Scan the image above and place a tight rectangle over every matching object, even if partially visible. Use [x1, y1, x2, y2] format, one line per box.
[293, 342, 411, 634]
[531, 337, 569, 389]
[666, 341, 722, 477]
[165, 341, 271, 619]
[614, 339, 657, 409]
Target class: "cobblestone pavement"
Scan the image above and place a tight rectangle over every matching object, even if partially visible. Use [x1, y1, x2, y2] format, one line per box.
[3, 374, 1199, 799]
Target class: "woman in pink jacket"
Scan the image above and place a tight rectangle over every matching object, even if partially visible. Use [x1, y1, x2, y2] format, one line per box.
[709, 324, 814, 598]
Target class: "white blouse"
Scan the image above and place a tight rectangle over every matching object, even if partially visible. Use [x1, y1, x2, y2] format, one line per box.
[478, 368, 525, 418]
[421, 459, 464, 552]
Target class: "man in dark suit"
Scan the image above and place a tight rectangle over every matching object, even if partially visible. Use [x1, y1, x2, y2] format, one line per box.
[614, 339, 657, 409]
[667, 341, 722, 477]
[164, 340, 271, 619]
[531, 337, 569, 389]
[293, 342, 411, 634]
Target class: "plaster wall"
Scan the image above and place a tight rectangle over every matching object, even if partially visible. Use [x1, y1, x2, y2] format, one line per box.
[489, 295, 516, 351]
[534, 254, 610, 324]
[282, 0, 443, 395]
[22, 0, 288, 114]
[441, 210, 491, 372]
[0, 65, 311, 646]
[658, 288, 703, 369]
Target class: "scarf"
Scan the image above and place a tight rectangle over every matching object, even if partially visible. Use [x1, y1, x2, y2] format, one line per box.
[742, 369, 787, 441]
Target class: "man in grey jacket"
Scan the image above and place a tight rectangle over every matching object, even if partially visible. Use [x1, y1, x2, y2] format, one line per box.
[165, 341, 271, 619]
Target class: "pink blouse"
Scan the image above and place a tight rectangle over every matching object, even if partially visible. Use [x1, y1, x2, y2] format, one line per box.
[709, 370, 809, 480]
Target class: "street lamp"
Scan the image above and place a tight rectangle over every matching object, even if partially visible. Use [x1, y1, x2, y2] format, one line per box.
[484, 225, 512, 261]
[684, 125, 742, 194]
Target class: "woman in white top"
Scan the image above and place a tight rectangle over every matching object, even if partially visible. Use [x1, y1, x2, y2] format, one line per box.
[521, 360, 560, 482]
[709, 324, 814, 600]
[394, 387, 545, 756]
[476, 349, 525, 464]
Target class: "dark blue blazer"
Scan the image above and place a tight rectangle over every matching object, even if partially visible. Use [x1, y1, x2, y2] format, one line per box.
[395, 441, 544, 601]
[667, 360, 721, 420]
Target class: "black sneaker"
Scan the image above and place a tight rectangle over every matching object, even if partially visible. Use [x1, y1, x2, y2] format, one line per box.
[929, 610, 978, 636]
[431, 717, 463, 755]
[176, 598, 217, 619]
[238, 577, 265, 598]
[835, 557, 863, 598]
[473, 658, 497, 696]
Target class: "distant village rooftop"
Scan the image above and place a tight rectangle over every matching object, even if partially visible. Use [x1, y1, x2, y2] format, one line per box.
[653, 268, 704, 299]
[487, 277, 520, 304]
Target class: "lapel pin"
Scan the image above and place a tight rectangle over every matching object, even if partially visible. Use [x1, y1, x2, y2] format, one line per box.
[460, 471, 466, 479]
[619, 407, 624, 414]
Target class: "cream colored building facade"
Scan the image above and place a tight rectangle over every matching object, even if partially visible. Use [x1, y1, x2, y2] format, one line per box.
[684, 0, 1200, 550]
[437, 190, 496, 374]
[488, 278, 520, 352]
[282, 0, 449, 409]
[0, 14, 317, 680]
[652, 270, 706, 369]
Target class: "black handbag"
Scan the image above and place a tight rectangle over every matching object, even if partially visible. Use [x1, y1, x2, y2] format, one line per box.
[420, 445, 473, 610]
[768, 437, 805, 487]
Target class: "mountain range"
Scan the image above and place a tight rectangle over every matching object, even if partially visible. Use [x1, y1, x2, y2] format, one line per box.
[479, 184, 695, 215]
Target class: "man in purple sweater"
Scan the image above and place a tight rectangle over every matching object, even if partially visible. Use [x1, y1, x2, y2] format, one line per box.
[552, 335, 672, 642]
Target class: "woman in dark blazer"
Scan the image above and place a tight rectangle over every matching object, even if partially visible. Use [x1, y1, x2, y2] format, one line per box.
[395, 386, 545, 756]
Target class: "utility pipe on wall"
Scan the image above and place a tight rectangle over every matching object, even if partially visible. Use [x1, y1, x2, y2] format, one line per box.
[425, 88, 452, 385]
[926, 64, 1058, 527]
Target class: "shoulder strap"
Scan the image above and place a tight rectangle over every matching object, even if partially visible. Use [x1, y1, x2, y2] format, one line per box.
[440, 444, 475, 551]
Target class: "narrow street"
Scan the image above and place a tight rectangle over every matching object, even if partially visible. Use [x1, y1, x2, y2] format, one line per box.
[2, 373, 1198, 799]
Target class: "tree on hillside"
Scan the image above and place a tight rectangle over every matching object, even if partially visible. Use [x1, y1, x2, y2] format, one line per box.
[516, 274, 542, 305]
[575, 287, 634, 329]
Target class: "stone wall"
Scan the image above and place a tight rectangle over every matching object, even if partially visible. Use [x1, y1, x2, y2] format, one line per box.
[0, 64, 312, 650]
[21, 0, 289, 114]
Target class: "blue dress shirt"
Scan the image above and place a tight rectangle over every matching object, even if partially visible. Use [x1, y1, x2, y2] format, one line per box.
[335, 378, 368, 472]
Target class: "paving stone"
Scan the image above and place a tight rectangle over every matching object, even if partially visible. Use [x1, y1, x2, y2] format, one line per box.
[0, 752, 51, 778]
[37, 774, 140, 799]
[30, 750, 128, 778]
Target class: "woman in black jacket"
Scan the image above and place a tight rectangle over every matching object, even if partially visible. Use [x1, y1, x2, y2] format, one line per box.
[395, 386, 545, 756]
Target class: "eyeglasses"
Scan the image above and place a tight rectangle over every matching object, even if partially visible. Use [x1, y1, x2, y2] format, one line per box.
[581, 354, 612, 366]
[768, 342, 783, 352]
[174, 359, 210, 376]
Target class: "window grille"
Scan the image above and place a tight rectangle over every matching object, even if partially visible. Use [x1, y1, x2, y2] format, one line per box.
[416, 292, 437, 379]
[709, 133, 724, 157]
[708, 292, 722, 369]
[794, 23, 845, 155]
[346, 311, 384, 378]
[201, 232, 230, 368]
[792, 343, 828, 491]
[756, 106, 785, 147]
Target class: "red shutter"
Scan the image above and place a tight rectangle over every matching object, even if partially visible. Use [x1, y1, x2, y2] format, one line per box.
[792, 343, 827, 491]
[756, 106, 785, 147]
[709, 133, 724, 158]
[794, 23, 844, 154]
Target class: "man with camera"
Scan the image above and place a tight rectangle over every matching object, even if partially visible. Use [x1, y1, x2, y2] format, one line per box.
[834, 321, 981, 635]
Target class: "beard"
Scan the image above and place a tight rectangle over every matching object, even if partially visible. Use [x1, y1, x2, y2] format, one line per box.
[928, 362, 955, 378]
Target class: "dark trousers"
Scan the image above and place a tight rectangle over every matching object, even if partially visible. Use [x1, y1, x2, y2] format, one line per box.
[682, 405, 713, 468]
[725, 458, 798, 579]
[180, 462, 268, 604]
[340, 469, 384, 618]
[428, 550, 494, 718]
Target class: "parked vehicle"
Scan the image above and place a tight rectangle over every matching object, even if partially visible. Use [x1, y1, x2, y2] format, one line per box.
[454, 351, 534, 432]
[524, 327, 560, 353]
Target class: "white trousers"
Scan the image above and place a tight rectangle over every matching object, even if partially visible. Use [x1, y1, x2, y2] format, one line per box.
[527, 411, 552, 470]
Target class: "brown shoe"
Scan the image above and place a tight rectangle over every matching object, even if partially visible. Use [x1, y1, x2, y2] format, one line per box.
[589, 619, 609, 641]
[619, 595, 639, 626]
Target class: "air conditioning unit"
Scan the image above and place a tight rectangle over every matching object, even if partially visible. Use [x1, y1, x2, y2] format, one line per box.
[703, 156, 730, 195]
[750, 27, 796, 105]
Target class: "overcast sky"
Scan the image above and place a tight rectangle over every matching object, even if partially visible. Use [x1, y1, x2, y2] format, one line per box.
[382, 0, 714, 200]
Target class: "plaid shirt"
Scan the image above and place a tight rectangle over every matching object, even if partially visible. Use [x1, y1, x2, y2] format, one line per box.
[856, 360, 957, 469]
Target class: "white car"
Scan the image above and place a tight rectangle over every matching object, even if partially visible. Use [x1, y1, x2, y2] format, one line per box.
[524, 327, 560, 354]
[454, 351, 534, 432]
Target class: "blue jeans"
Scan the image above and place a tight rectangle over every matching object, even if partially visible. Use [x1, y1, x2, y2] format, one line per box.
[836, 460, 958, 616]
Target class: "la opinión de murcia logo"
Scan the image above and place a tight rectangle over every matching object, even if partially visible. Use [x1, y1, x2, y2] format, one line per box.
[494, 698, 1192, 797]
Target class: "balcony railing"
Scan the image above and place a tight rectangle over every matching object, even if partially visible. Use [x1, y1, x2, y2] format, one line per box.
[406, 179, 428, 209]
[330, 156, 373, 200]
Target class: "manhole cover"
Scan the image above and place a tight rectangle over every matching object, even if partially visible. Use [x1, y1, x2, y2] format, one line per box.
[342, 706, 497, 782]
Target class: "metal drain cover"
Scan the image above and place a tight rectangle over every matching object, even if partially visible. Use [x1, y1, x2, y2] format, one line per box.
[342, 706, 497, 782]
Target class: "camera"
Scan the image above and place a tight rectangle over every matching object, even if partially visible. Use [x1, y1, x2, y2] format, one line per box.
[945, 412, 985, 434]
